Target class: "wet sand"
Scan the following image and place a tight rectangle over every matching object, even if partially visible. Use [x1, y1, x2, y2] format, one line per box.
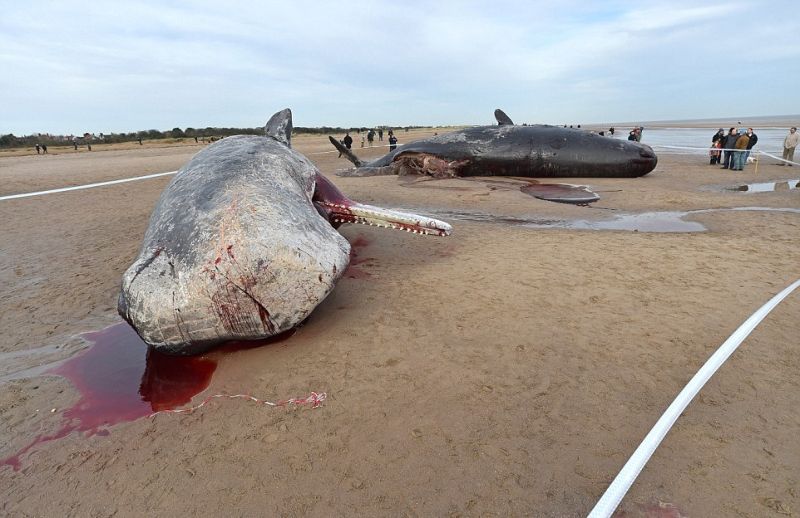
[1, 128, 799, 517]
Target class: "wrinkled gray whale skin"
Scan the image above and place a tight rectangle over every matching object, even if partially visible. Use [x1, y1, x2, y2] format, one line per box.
[331, 109, 657, 178]
[119, 109, 452, 355]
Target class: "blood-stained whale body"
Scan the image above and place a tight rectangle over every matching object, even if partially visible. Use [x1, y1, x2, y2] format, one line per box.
[119, 109, 451, 355]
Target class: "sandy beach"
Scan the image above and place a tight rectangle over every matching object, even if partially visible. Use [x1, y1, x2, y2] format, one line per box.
[1, 127, 798, 517]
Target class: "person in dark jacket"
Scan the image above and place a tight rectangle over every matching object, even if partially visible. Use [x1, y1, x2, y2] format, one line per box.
[721, 128, 738, 169]
[744, 128, 758, 163]
[710, 128, 725, 165]
[343, 132, 353, 149]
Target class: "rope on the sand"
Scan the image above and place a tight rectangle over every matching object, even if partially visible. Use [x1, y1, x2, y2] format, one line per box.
[654, 145, 800, 166]
[308, 142, 397, 155]
[756, 149, 800, 167]
[148, 391, 326, 418]
[587, 278, 800, 518]
[3, 143, 795, 203]
[0, 144, 393, 201]
[0, 170, 178, 201]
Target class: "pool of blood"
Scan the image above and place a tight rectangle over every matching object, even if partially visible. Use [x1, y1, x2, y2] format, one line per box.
[1, 322, 292, 471]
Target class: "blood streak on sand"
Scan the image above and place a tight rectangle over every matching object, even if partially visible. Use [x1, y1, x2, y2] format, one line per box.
[346, 234, 374, 279]
[0, 323, 294, 471]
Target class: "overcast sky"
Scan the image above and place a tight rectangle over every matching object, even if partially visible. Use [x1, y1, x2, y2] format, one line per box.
[1, 1, 798, 135]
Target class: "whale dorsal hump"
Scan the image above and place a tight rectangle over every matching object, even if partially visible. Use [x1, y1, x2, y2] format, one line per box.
[265, 108, 293, 148]
[494, 109, 514, 126]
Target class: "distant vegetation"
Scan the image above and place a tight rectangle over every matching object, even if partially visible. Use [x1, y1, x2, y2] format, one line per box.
[0, 125, 427, 149]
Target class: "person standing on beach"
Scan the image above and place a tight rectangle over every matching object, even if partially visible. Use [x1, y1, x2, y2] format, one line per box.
[732, 129, 749, 171]
[35, 144, 40, 154]
[41, 144, 47, 154]
[337, 132, 352, 158]
[744, 128, 758, 163]
[710, 128, 725, 165]
[721, 127, 738, 169]
[782, 127, 799, 166]
[388, 132, 398, 151]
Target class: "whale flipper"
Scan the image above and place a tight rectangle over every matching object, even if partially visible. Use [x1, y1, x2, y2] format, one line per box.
[328, 136, 364, 167]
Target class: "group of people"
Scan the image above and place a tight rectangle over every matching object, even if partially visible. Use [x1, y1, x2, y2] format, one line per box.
[360, 129, 385, 147]
[710, 127, 758, 170]
[34, 144, 48, 154]
[627, 127, 644, 142]
[710, 126, 799, 169]
[340, 129, 398, 155]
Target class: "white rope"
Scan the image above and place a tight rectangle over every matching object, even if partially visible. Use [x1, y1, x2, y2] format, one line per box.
[0, 142, 397, 201]
[587, 278, 800, 518]
[0, 170, 178, 201]
[757, 149, 800, 167]
[653, 145, 800, 165]
[2, 141, 794, 202]
[308, 142, 397, 155]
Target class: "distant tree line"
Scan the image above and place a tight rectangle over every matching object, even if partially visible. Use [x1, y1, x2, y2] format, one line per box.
[0, 125, 426, 149]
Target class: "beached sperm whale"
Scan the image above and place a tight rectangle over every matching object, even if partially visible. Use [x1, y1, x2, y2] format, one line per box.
[331, 109, 657, 178]
[118, 109, 452, 355]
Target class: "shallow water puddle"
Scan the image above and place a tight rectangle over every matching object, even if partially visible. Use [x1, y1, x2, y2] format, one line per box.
[524, 211, 706, 232]
[1, 322, 294, 470]
[424, 207, 800, 233]
[726, 179, 800, 192]
[426, 209, 704, 232]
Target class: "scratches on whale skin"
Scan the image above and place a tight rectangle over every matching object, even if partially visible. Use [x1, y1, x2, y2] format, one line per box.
[256, 303, 276, 334]
[204, 244, 277, 335]
[173, 291, 190, 345]
[129, 247, 163, 284]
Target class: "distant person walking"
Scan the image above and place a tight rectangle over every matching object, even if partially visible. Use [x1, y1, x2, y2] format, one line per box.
[367, 129, 375, 147]
[343, 132, 353, 149]
[41, 144, 48, 154]
[35, 144, 41, 154]
[388, 132, 398, 151]
[378, 129, 383, 141]
[782, 127, 799, 166]
[721, 127, 738, 169]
